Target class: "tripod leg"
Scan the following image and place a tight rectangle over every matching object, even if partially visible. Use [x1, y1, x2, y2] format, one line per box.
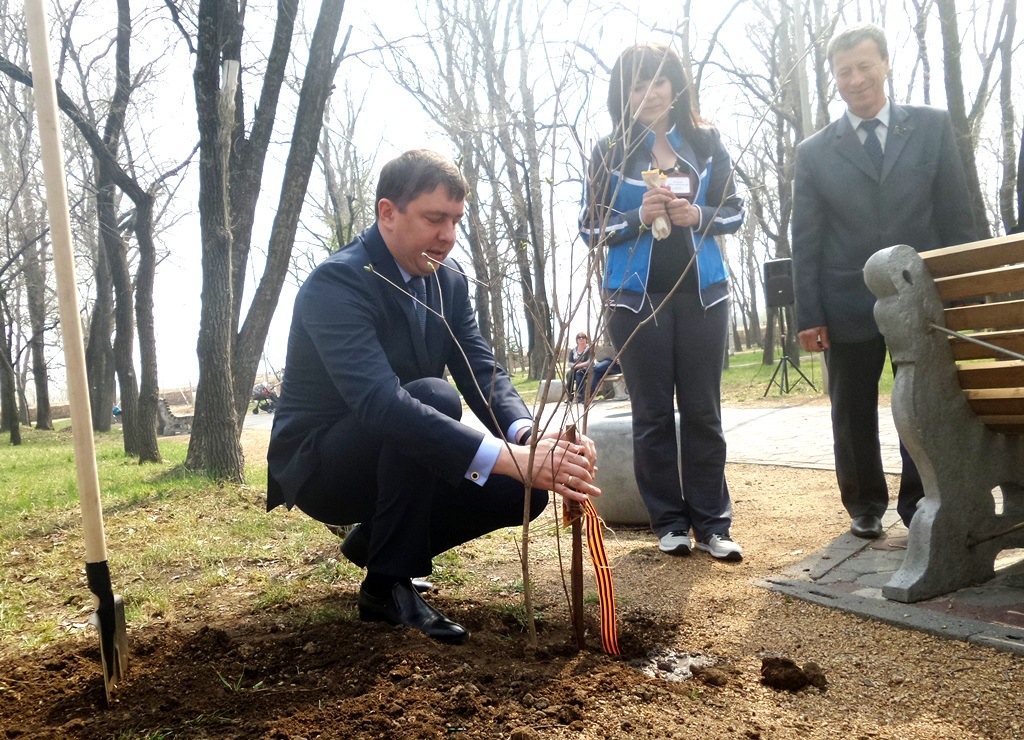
[763, 358, 785, 397]
[788, 359, 818, 392]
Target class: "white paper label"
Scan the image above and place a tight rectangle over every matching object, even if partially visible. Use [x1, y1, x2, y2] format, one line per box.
[665, 176, 694, 196]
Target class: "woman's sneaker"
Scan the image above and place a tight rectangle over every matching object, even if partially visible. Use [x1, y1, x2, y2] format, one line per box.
[697, 534, 743, 562]
[658, 531, 693, 555]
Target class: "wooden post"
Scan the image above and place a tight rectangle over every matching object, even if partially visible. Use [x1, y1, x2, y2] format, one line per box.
[566, 425, 585, 650]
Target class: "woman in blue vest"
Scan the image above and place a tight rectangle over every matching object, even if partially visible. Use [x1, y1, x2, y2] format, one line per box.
[580, 43, 745, 561]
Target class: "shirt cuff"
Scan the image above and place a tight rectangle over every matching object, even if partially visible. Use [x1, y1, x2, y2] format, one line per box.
[465, 436, 502, 487]
[507, 418, 533, 444]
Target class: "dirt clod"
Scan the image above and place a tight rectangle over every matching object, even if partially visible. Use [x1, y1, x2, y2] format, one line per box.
[760, 656, 810, 691]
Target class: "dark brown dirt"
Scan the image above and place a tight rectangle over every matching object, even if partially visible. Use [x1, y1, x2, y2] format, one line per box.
[2, 453, 1023, 738]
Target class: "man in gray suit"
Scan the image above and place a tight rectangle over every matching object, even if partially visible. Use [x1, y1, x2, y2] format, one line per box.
[792, 23, 979, 539]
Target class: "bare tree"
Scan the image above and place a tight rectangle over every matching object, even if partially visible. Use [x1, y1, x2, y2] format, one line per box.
[311, 85, 377, 262]
[936, 0, 1002, 237]
[182, 0, 348, 481]
[996, 0, 1017, 234]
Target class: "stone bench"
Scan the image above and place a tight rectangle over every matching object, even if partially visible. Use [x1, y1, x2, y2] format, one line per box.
[584, 410, 648, 526]
[534, 372, 629, 407]
[157, 398, 193, 436]
[864, 235, 1024, 602]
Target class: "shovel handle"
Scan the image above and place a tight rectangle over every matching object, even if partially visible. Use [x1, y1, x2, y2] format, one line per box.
[25, 0, 107, 564]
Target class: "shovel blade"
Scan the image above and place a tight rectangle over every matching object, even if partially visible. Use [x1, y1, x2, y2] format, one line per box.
[87, 561, 128, 705]
[89, 593, 128, 704]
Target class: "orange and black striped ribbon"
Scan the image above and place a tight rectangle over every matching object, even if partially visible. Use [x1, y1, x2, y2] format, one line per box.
[582, 498, 620, 655]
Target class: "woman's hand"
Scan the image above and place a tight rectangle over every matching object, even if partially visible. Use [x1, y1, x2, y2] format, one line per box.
[640, 188, 700, 230]
[665, 197, 700, 228]
[639, 187, 673, 226]
[493, 429, 601, 503]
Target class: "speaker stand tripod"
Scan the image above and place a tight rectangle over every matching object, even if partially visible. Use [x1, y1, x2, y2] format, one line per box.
[763, 308, 817, 396]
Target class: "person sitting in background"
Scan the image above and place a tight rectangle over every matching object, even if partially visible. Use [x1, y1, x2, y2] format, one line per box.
[566, 332, 592, 403]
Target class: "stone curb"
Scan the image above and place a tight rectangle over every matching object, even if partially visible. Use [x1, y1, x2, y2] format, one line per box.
[758, 575, 1024, 655]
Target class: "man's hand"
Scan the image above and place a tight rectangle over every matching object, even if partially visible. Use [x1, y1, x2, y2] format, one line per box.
[493, 429, 601, 503]
[799, 326, 829, 353]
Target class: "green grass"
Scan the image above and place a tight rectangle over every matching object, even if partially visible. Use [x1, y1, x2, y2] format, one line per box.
[722, 347, 894, 403]
[512, 347, 894, 405]
[0, 428, 349, 651]
[510, 373, 541, 397]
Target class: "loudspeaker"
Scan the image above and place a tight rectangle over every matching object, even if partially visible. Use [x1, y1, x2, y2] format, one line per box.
[763, 258, 794, 308]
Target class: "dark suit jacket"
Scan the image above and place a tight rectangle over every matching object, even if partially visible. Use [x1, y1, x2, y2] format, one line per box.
[267, 223, 528, 509]
[792, 103, 979, 343]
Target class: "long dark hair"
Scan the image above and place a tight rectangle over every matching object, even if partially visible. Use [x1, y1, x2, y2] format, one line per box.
[607, 44, 711, 159]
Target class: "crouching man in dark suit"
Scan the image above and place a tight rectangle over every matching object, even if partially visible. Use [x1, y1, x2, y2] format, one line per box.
[267, 149, 599, 644]
[792, 24, 979, 540]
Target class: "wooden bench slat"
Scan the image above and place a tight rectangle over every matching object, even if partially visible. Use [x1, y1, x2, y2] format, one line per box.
[934, 264, 1024, 302]
[922, 233, 1024, 277]
[964, 387, 1024, 414]
[949, 329, 1024, 360]
[944, 299, 1024, 332]
[976, 416, 1024, 434]
[963, 387, 1024, 400]
[956, 360, 1024, 390]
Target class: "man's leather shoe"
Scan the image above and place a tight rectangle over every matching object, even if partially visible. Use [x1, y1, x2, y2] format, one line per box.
[338, 524, 433, 592]
[358, 580, 469, 644]
[850, 515, 883, 539]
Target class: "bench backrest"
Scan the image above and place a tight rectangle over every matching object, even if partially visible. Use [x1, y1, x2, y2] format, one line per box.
[920, 233, 1024, 434]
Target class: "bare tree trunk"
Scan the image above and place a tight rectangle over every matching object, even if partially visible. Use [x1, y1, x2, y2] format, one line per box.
[98, 167, 142, 455]
[184, 0, 346, 477]
[186, 0, 244, 481]
[16, 351, 31, 427]
[937, 0, 991, 237]
[763, 306, 776, 365]
[908, 0, 932, 104]
[231, 0, 348, 428]
[1018, 124, 1024, 233]
[743, 241, 762, 348]
[133, 196, 160, 461]
[23, 233, 51, 429]
[516, 3, 553, 378]
[0, 303, 22, 444]
[86, 244, 115, 433]
[997, 0, 1017, 234]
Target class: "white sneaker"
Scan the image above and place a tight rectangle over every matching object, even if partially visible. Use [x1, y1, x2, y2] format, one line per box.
[658, 531, 693, 555]
[697, 534, 743, 562]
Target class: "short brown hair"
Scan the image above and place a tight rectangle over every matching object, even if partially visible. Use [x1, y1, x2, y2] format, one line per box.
[827, 23, 888, 66]
[375, 150, 468, 214]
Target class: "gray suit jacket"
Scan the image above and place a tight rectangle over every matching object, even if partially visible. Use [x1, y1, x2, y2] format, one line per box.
[792, 103, 979, 343]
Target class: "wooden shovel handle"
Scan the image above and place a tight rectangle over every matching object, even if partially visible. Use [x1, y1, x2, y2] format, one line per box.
[25, 0, 107, 564]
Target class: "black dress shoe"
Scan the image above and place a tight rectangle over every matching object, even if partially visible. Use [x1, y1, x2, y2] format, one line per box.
[358, 580, 469, 644]
[338, 524, 434, 592]
[850, 515, 883, 539]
